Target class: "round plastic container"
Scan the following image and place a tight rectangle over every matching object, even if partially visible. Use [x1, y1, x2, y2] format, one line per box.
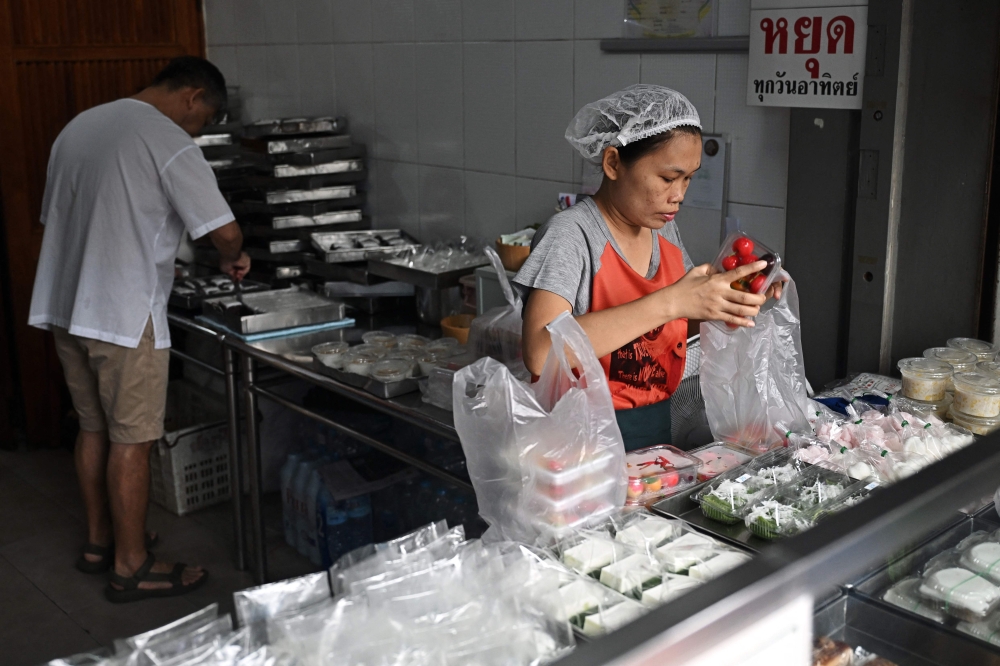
[417, 352, 441, 376]
[395, 334, 430, 349]
[384, 350, 420, 377]
[948, 406, 1000, 436]
[362, 330, 397, 349]
[924, 347, 978, 391]
[343, 351, 380, 376]
[370, 359, 411, 383]
[349, 343, 388, 358]
[952, 372, 1000, 418]
[947, 337, 1000, 362]
[311, 341, 350, 369]
[897, 357, 953, 402]
[426, 337, 459, 354]
[976, 361, 1000, 379]
[896, 393, 953, 420]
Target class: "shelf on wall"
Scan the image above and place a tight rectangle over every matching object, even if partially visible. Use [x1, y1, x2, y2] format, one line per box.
[600, 37, 749, 53]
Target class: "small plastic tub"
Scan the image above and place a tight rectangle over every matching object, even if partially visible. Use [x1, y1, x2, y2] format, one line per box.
[311, 341, 350, 369]
[624, 445, 702, 505]
[948, 406, 1000, 436]
[948, 337, 1000, 362]
[383, 350, 420, 378]
[362, 330, 397, 349]
[531, 450, 616, 501]
[343, 351, 380, 376]
[395, 334, 430, 349]
[953, 372, 1000, 418]
[896, 393, 953, 420]
[370, 359, 411, 383]
[897, 357, 952, 402]
[924, 347, 978, 391]
[348, 343, 388, 358]
[417, 352, 441, 376]
[976, 360, 1000, 380]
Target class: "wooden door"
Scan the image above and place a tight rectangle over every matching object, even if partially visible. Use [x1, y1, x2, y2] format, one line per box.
[0, 0, 205, 446]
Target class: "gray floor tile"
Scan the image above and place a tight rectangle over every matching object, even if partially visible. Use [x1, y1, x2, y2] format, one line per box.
[0, 526, 104, 614]
[0, 467, 82, 547]
[67, 596, 201, 649]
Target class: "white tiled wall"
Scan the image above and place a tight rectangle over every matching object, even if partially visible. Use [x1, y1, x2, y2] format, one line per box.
[205, 0, 790, 256]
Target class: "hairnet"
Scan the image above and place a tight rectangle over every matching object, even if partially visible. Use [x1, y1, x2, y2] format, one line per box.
[565, 84, 702, 162]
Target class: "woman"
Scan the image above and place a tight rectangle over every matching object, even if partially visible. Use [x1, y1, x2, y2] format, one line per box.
[513, 85, 781, 451]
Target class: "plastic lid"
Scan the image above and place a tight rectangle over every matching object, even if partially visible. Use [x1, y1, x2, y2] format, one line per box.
[362, 330, 397, 346]
[895, 392, 953, 410]
[312, 341, 349, 355]
[953, 371, 1000, 395]
[923, 347, 978, 370]
[976, 361, 1000, 378]
[371, 358, 411, 380]
[349, 343, 388, 357]
[396, 334, 430, 348]
[427, 337, 459, 349]
[948, 406, 1000, 426]
[897, 357, 953, 378]
[344, 351, 379, 365]
[947, 337, 1000, 357]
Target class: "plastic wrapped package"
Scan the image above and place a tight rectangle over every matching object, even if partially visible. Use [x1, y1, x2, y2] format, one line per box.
[957, 613, 1000, 648]
[581, 598, 647, 637]
[131, 615, 235, 666]
[154, 628, 252, 666]
[743, 467, 864, 540]
[700, 278, 813, 452]
[609, 511, 685, 553]
[116, 604, 221, 655]
[556, 533, 635, 578]
[709, 232, 784, 320]
[265, 598, 337, 664]
[693, 448, 806, 524]
[919, 562, 1000, 621]
[624, 445, 702, 504]
[882, 577, 947, 623]
[232, 572, 330, 647]
[640, 573, 703, 607]
[655, 531, 739, 575]
[689, 443, 752, 481]
[467, 247, 526, 374]
[454, 312, 627, 542]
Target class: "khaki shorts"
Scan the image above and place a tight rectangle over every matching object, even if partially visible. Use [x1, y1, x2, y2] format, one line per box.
[52, 318, 170, 444]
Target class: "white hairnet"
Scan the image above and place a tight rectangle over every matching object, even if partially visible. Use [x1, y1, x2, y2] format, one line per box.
[565, 84, 702, 162]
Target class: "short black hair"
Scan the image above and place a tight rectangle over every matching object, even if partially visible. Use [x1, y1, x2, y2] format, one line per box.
[151, 56, 227, 112]
[616, 125, 702, 165]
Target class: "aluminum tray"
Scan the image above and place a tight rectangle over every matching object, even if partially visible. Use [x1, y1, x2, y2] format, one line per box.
[286, 145, 366, 165]
[247, 171, 366, 192]
[311, 229, 420, 264]
[305, 259, 386, 285]
[231, 194, 365, 217]
[257, 185, 356, 205]
[274, 159, 364, 178]
[241, 134, 352, 155]
[312, 361, 420, 398]
[242, 116, 347, 138]
[815, 592, 999, 664]
[201, 286, 346, 334]
[367, 256, 490, 289]
[169, 277, 269, 310]
[193, 133, 233, 147]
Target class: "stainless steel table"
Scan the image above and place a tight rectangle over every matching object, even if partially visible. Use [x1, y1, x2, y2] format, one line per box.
[168, 311, 466, 583]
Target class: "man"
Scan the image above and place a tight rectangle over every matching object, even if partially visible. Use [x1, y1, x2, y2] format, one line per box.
[28, 56, 250, 602]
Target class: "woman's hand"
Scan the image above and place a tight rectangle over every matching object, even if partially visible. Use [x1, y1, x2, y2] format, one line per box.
[661, 262, 768, 328]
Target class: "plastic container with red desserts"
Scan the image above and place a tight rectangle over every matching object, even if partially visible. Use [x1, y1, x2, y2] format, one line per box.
[709, 232, 783, 333]
[688, 443, 753, 482]
[524, 475, 618, 534]
[530, 450, 617, 501]
[624, 445, 702, 505]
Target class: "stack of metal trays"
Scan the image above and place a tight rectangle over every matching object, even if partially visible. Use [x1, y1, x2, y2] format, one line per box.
[201, 285, 347, 334]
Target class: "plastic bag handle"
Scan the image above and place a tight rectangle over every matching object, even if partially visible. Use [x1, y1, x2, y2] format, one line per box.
[544, 311, 605, 392]
[484, 246, 519, 308]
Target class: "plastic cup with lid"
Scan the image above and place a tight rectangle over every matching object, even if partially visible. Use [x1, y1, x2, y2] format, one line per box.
[349, 343, 388, 358]
[897, 357, 953, 402]
[948, 406, 1000, 436]
[371, 358, 411, 383]
[362, 330, 397, 349]
[924, 347, 978, 391]
[343, 351, 380, 377]
[952, 372, 1000, 418]
[312, 341, 350, 369]
[396, 334, 430, 349]
[947, 337, 1000, 362]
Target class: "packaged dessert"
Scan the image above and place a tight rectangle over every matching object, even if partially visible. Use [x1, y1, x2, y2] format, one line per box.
[924, 347, 978, 390]
[743, 467, 861, 540]
[580, 598, 647, 637]
[426, 337, 459, 354]
[417, 352, 441, 376]
[545, 577, 628, 631]
[395, 334, 430, 349]
[689, 443, 752, 481]
[977, 360, 1000, 379]
[361, 330, 397, 349]
[347, 343, 388, 358]
[640, 573, 702, 607]
[624, 445, 702, 504]
[526, 476, 618, 534]
[693, 449, 806, 524]
[598, 552, 663, 598]
[712, 232, 783, 294]
[311, 341, 349, 369]
[611, 513, 683, 552]
[343, 351, 380, 376]
[687, 551, 751, 581]
[382, 350, 421, 378]
[957, 614, 1000, 648]
[897, 357, 952, 402]
[959, 539, 1000, 585]
[370, 359, 411, 383]
[948, 406, 1000, 435]
[892, 393, 953, 421]
[952, 372, 1000, 418]
[654, 531, 733, 574]
[918, 566, 1000, 621]
[882, 577, 947, 623]
[529, 449, 616, 501]
[947, 337, 1000, 362]
[557, 534, 634, 578]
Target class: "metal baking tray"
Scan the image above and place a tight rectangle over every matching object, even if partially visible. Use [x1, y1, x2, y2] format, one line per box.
[368, 256, 490, 289]
[231, 194, 365, 217]
[816, 592, 1000, 664]
[240, 185, 356, 205]
[244, 219, 370, 241]
[201, 286, 346, 334]
[194, 133, 233, 147]
[241, 134, 352, 155]
[169, 277, 269, 310]
[242, 116, 347, 138]
[305, 258, 387, 285]
[271, 209, 364, 230]
[311, 230, 420, 264]
[312, 361, 420, 398]
[286, 145, 366, 165]
[247, 170, 366, 192]
[273, 159, 363, 178]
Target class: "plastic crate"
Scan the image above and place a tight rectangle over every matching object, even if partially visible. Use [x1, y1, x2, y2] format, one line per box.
[150, 382, 230, 516]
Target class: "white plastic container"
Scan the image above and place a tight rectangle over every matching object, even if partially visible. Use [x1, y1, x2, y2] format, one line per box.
[343, 351, 380, 376]
[312, 341, 350, 369]
[417, 352, 440, 376]
[953, 372, 1000, 418]
[370, 359, 411, 383]
[948, 337, 1000, 362]
[897, 357, 952, 401]
[949, 407, 1000, 435]
[362, 330, 397, 349]
[279, 453, 303, 547]
[924, 347, 978, 391]
[383, 350, 420, 378]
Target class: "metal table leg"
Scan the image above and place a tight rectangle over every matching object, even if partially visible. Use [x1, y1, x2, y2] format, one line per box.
[241, 354, 268, 584]
[223, 346, 247, 571]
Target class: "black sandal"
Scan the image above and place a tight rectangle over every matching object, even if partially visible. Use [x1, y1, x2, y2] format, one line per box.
[75, 532, 160, 574]
[105, 552, 208, 603]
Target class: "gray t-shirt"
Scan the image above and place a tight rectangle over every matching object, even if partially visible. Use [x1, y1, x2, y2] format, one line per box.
[513, 197, 694, 315]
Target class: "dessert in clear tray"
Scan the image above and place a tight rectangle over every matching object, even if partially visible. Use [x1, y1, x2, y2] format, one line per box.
[918, 567, 1000, 621]
[624, 445, 701, 504]
[952, 371, 1000, 418]
[897, 357, 953, 402]
[690, 444, 752, 481]
[882, 577, 947, 623]
[694, 449, 804, 525]
[370, 359, 411, 383]
[710, 232, 782, 331]
[343, 351, 379, 376]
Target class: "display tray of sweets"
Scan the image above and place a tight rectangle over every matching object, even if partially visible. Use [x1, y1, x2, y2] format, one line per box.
[625, 445, 703, 505]
[693, 447, 807, 525]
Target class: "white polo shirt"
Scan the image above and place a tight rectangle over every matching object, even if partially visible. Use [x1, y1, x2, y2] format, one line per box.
[28, 98, 234, 349]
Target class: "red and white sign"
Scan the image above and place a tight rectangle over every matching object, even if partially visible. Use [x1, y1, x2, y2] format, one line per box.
[747, 5, 868, 109]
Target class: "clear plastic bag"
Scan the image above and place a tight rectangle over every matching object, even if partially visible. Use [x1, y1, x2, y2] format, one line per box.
[454, 312, 627, 543]
[467, 247, 526, 375]
[134, 615, 234, 666]
[117, 604, 220, 655]
[699, 277, 813, 452]
[232, 572, 330, 648]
